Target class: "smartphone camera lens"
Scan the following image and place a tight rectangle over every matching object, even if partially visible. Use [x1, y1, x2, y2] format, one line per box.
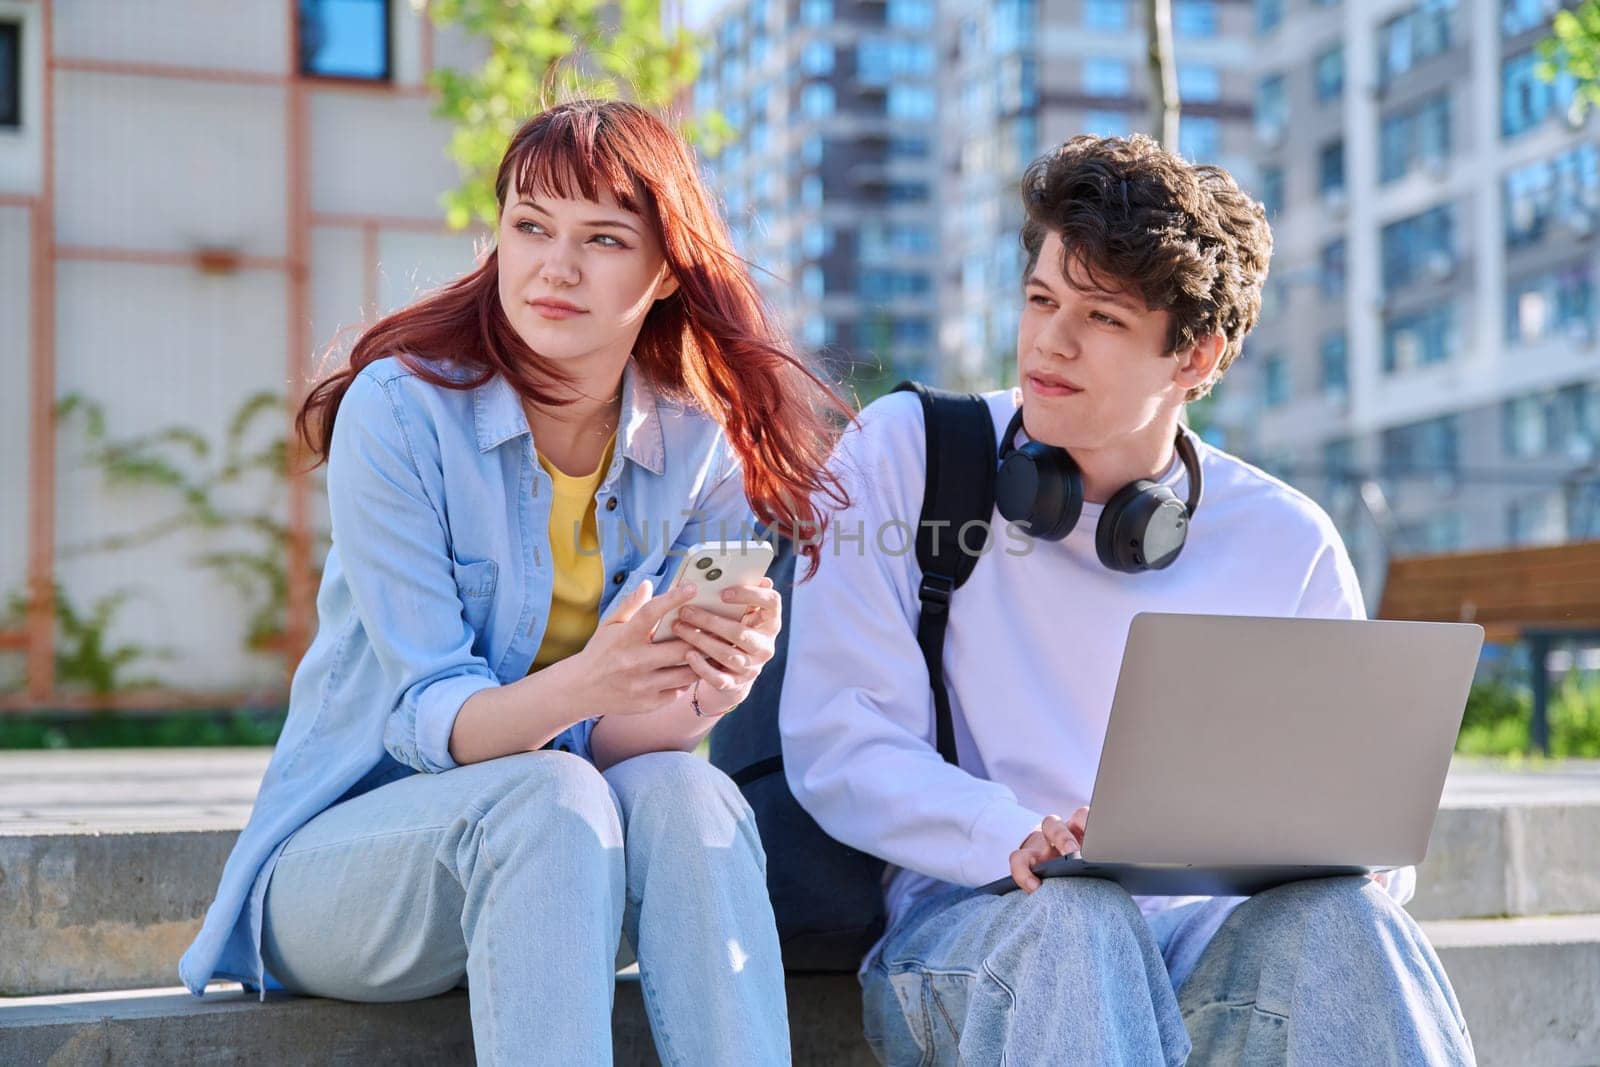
[694, 557, 713, 570]
[705, 568, 723, 581]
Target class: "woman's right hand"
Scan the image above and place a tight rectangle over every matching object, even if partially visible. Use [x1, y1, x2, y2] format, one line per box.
[570, 580, 701, 717]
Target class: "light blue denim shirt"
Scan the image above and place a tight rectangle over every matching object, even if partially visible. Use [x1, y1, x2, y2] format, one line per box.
[180, 355, 754, 995]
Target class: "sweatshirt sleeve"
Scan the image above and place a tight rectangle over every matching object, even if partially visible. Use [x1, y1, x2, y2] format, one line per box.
[778, 394, 1044, 888]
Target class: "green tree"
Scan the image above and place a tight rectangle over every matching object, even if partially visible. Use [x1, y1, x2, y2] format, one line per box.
[1538, 0, 1600, 118]
[425, 0, 719, 230]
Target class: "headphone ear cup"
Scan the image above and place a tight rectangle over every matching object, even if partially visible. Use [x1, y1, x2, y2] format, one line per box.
[1096, 481, 1190, 572]
[996, 442, 1084, 541]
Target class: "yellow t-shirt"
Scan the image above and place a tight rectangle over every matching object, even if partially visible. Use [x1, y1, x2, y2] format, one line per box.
[531, 435, 616, 673]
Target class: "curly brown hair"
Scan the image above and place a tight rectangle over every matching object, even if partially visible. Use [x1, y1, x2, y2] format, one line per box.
[1020, 134, 1273, 401]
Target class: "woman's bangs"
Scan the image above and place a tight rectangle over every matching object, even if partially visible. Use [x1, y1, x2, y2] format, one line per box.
[507, 113, 650, 219]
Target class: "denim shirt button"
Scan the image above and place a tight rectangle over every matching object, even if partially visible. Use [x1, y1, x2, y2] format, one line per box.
[612, 571, 626, 586]
[605, 496, 618, 512]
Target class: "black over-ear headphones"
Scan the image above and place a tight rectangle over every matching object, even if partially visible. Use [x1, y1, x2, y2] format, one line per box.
[995, 405, 1205, 573]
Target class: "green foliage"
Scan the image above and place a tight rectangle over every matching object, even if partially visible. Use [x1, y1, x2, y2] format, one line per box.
[426, 0, 709, 230]
[1455, 676, 1600, 757]
[10, 390, 330, 692]
[3, 584, 172, 695]
[1537, 0, 1600, 119]
[0, 709, 287, 749]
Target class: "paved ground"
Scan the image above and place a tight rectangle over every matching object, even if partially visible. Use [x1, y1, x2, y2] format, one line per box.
[1, 748, 1597, 833]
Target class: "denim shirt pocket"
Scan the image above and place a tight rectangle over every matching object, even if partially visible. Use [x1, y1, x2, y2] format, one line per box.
[452, 556, 499, 643]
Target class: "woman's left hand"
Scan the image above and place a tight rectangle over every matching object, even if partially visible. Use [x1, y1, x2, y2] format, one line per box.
[670, 577, 781, 717]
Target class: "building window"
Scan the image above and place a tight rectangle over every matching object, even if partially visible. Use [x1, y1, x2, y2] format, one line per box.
[1178, 63, 1221, 103]
[1315, 45, 1344, 103]
[1085, 0, 1131, 31]
[1503, 144, 1600, 247]
[1255, 0, 1283, 34]
[803, 41, 833, 75]
[1084, 58, 1130, 98]
[1502, 50, 1578, 138]
[994, 0, 1038, 54]
[800, 0, 832, 26]
[886, 180, 930, 202]
[1259, 164, 1284, 217]
[1180, 116, 1220, 161]
[1507, 263, 1595, 344]
[1378, 0, 1455, 86]
[1503, 385, 1600, 459]
[1318, 139, 1346, 196]
[1262, 355, 1289, 408]
[801, 83, 835, 119]
[1256, 74, 1287, 143]
[298, 0, 392, 81]
[1383, 303, 1457, 373]
[887, 85, 936, 121]
[1320, 238, 1347, 297]
[1508, 494, 1566, 547]
[1319, 331, 1349, 395]
[1177, 0, 1220, 37]
[887, 0, 934, 29]
[1502, 0, 1562, 38]
[1381, 205, 1455, 290]
[1084, 110, 1130, 137]
[1379, 93, 1451, 183]
[1382, 414, 1459, 475]
[0, 20, 19, 129]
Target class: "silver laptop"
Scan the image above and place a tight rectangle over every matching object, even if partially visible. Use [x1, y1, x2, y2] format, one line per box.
[982, 612, 1484, 896]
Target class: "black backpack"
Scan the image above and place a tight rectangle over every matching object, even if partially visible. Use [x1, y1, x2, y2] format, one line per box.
[708, 383, 999, 972]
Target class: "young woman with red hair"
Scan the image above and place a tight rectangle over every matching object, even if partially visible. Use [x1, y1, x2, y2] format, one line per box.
[180, 100, 849, 1063]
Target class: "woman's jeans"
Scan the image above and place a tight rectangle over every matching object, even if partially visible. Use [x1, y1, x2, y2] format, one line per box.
[259, 749, 790, 1066]
[861, 877, 1474, 1066]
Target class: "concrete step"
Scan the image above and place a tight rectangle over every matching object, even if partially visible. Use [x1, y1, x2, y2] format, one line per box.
[1423, 913, 1600, 1067]
[3, 921, 1596, 1067]
[0, 972, 875, 1066]
[3, 750, 1599, 996]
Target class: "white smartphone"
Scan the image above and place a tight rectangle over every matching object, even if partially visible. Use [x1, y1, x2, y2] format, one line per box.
[650, 540, 777, 644]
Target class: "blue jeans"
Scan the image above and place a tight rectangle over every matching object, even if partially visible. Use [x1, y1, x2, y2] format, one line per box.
[259, 750, 790, 1066]
[861, 877, 1473, 1066]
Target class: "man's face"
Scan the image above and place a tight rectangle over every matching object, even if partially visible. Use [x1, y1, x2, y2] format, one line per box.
[1015, 230, 1192, 452]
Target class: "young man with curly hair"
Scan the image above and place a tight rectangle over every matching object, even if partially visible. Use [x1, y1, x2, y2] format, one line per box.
[779, 136, 1474, 1064]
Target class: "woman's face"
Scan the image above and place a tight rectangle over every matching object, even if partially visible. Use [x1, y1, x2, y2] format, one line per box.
[496, 186, 679, 371]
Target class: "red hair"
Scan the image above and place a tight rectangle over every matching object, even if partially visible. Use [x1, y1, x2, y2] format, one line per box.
[297, 101, 851, 574]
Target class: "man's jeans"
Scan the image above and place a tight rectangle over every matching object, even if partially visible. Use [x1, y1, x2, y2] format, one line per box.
[861, 877, 1473, 1066]
[259, 749, 790, 1066]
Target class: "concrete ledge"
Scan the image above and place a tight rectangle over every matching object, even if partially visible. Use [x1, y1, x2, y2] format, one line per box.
[1408, 804, 1600, 921]
[0, 829, 239, 996]
[1425, 914, 1600, 1067]
[0, 973, 873, 1066]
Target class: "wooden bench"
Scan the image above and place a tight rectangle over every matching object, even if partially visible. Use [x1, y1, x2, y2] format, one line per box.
[1377, 539, 1600, 751]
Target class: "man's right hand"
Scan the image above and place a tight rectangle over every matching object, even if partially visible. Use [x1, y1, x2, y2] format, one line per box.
[1009, 806, 1090, 893]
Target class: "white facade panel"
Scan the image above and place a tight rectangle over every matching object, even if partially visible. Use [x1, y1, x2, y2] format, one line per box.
[309, 91, 458, 219]
[0, 1, 44, 195]
[309, 224, 370, 373]
[54, 261, 290, 690]
[52, 0, 287, 75]
[376, 229, 480, 314]
[0, 206, 30, 614]
[54, 72, 289, 257]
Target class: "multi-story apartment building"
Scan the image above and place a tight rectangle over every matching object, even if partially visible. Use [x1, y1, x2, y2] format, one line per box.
[937, 0, 1260, 385]
[1217, 0, 1599, 592]
[1, 1, 484, 703]
[695, 0, 944, 379]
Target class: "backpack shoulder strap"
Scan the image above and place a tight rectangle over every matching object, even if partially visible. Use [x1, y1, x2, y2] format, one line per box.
[891, 381, 999, 766]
